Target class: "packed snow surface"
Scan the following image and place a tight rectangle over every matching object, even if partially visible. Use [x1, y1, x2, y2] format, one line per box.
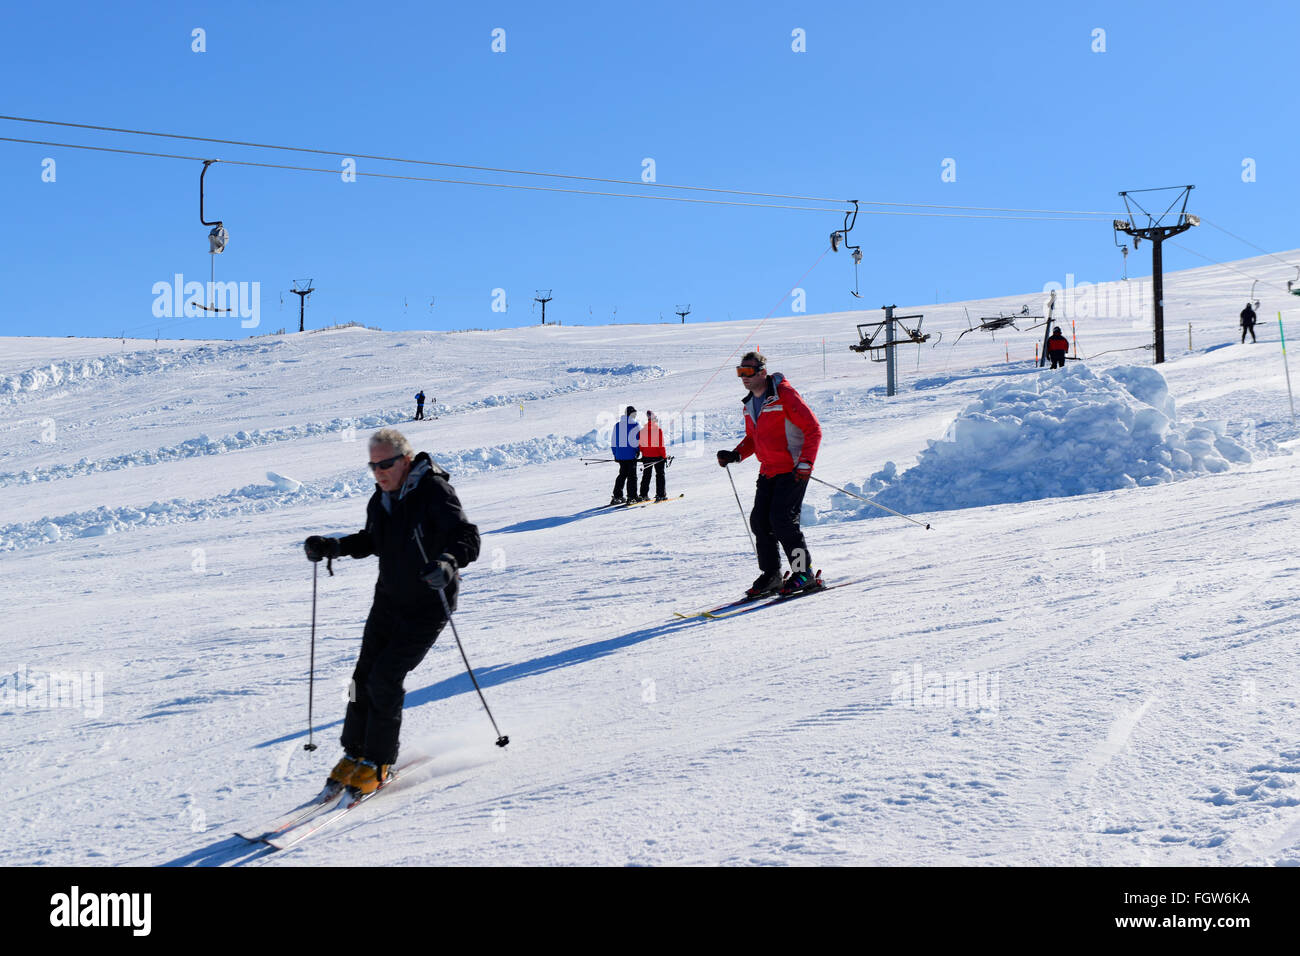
[2, 252, 1299, 867]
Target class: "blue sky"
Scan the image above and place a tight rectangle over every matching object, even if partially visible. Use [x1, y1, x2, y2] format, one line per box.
[1, 0, 1297, 339]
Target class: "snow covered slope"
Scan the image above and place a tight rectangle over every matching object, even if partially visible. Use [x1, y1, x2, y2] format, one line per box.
[2, 254, 1298, 866]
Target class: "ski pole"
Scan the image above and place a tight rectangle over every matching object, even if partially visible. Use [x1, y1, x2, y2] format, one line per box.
[304, 561, 319, 751]
[437, 588, 509, 748]
[808, 475, 932, 530]
[1280, 312, 1296, 422]
[581, 458, 615, 465]
[724, 463, 757, 555]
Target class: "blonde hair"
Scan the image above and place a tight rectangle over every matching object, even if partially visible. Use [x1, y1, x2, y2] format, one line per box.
[369, 428, 413, 458]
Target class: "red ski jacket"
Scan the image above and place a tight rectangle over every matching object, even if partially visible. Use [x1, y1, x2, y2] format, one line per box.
[639, 419, 666, 458]
[732, 373, 821, 477]
[1047, 334, 1070, 354]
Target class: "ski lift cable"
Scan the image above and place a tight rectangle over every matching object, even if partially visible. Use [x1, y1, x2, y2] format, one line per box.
[676, 245, 835, 418]
[0, 115, 1124, 218]
[1165, 240, 1294, 296]
[1198, 219, 1300, 271]
[0, 135, 1123, 221]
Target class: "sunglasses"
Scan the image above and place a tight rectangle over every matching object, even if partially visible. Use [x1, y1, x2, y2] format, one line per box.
[736, 365, 763, 377]
[368, 454, 405, 473]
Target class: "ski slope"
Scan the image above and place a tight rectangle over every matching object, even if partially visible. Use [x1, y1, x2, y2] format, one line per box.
[2, 253, 1298, 866]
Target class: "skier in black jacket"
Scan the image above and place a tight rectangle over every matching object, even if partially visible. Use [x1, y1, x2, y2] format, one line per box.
[1240, 303, 1257, 343]
[304, 428, 480, 794]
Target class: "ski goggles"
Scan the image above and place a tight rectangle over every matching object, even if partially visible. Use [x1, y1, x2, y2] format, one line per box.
[736, 365, 763, 377]
[368, 454, 405, 472]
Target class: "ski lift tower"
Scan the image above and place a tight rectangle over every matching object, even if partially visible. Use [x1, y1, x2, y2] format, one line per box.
[534, 290, 553, 325]
[675, 304, 691, 324]
[1113, 185, 1198, 364]
[290, 279, 315, 333]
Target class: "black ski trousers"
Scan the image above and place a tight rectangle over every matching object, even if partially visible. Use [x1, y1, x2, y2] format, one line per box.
[612, 459, 638, 498]
[751, 471, 811, 575]
[341, 598, 445, 766]
[1242, 325, 1256, 343]
[1049, 352, 1066, 369]
[639, 457, 667, 499]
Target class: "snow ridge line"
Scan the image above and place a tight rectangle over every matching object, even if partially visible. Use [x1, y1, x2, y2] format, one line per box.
[0, 427, 673, 551]
[2, 367, 673, 488]
[0, 340, 289, 401]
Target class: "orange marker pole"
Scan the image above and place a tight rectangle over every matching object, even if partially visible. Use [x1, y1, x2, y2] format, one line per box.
[1072, 320, 1079, 358]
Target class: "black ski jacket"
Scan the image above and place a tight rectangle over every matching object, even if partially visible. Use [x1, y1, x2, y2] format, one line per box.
[339, 452, 480, 619]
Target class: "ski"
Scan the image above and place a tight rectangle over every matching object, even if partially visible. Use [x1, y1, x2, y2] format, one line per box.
[261, 756, 429, 851]
[673, 575, 787, 619]
[702, 575, 866, 619]
[235, 786, 346, 843]
[622, 492, 684, 509]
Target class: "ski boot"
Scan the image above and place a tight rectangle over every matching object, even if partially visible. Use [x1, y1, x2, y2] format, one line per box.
[347, 759, 393, 796]
[746, 570, 783, 598]
[609, 496, 626, 506]
[779, 570, 821, 596]
[324, 754, 360, 797]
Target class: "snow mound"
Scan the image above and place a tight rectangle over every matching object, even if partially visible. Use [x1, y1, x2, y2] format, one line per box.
[833, 364, 1252, 518]
[266, 471, 302, 492]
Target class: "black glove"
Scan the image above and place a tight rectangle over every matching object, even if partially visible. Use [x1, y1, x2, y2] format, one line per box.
[304, 535, 341, 562]
[421, 553, 458, 591]
[717, 449, 741, 467]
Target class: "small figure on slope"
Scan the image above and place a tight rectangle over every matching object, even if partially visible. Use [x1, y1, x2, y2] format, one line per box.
[716, 351, 822, 597]
[303, 428, 480, 795]
[1046, 327, 1070, 369]
[1240, 302, 1257, 344]
[414, 390, 426, 420]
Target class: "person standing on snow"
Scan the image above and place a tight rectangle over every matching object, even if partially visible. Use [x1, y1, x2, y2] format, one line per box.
[1046, 327, 1070, 369]
[716, 351, 823, 597]
[610, 405, 640, 504]
[1240, 303, 1257, 343]
[303, 428, 480, 795]
[638, 409, 669, 502]
[414, 390, 426, 420]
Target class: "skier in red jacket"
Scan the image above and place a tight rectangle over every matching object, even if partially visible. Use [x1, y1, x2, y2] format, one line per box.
[716, 351, 822, 596]
[638, 410, 669, 501]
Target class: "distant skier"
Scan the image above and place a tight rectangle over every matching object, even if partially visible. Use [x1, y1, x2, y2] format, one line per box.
[638, 409, 669, 502]
[1047, 327, 1070, 369]
[414, 390, 426, 420]
[1240, 303, 1257, 343]
[610, 406, 640, 504]
[303, 428, 480, 795]
[716, 351, 822, 597]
